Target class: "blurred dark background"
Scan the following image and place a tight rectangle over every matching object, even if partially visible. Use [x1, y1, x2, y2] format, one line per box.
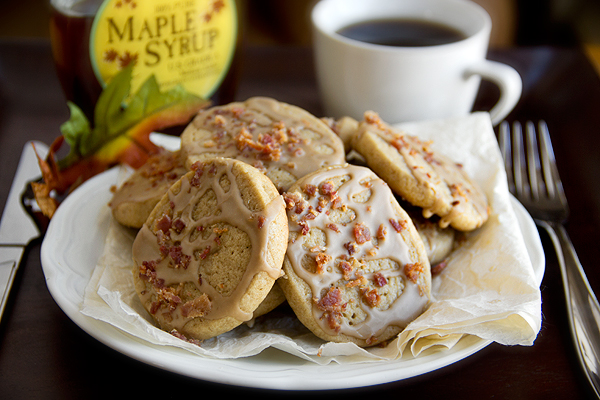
[0, 0, 599, 73]
[1, 0, 599, 46]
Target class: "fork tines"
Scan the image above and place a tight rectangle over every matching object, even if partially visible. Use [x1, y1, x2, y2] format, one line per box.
[498, 120, 565, 204]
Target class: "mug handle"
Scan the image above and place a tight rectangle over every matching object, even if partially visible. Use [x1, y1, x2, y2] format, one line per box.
[466, 60, 522, 125]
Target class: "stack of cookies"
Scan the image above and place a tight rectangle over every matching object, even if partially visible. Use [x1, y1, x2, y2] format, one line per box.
[109, 97, 489, 347]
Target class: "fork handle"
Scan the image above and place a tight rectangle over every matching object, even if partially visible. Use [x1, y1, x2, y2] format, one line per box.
[539, 220, 600, 398]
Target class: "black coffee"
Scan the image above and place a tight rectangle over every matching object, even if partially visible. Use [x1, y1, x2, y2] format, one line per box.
[336, 18, 466, 47]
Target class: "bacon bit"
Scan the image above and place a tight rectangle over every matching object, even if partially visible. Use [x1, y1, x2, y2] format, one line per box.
[234, 126, 283, 161]
[344, 241, 358, 256]
[353, 223, 371, 244]
[199, 246, 211, 260]
[315, 287, 345, 333]
[169, 246, 191, 269]
[389, 218, 406, 233]
[257, 214, 266, 228]
[390, 136, 409, 152]
[431, 259, 448, 275]
[317, 196, 329, 210]
[303, 183, 317, 197]
[150, 301, 161, 314]
[404, 262, 424, 284]
[156, 214, 172, 234]
[360, 287, 381, 307]
[298, 220, 310, 235]
[377, 224, 387, 240]
[326, 223, 340, 233]
[282, 192, 298, 210]
[180, 294, 212, 318]
[339, 260, 353, 280]
[213, 114, 227, 127]
[346, 275, 367, 288]
[231, 107, 245, 118]
[319, 181, 335, 195]
[366, 247, 378, 256]
[172, 218, 186, 234]
[203, 140, 216, 148]
[234, 127, 253, 151]
[160, 287, 182, 308]
[189, 163, 204, 187]
[282, 192, 307, 214]
[373, 272, 388, 287]
[330, 195, 343, 209]
[315, 253, 332, 274]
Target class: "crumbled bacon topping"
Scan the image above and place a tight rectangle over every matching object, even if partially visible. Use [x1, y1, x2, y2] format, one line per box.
[314, 287, 345, 333]
[373, 272, 388, 287]
[315, 252, 332, 274]
[404, 262, 424, 284]
[344, 241, 358, 256]
[339, 259, 353, 280]
[389, 218, 406, 233]
[189, 162, 204, 187]
[377, 224, 387, 240]
[353, 223, 371, 244]
[169, 245, 191, 269]
[172, 218, 186, 234]
[156, 214, 172, 234]
[180, 294, 212, 318]
[360, 287, 381, 308]
[327, 223, 340, 233]
[303, 183, 317, 197]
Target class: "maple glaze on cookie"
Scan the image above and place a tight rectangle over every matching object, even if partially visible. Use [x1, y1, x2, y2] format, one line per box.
[180, 97, 346, 192]
[109, 149, 188, 229]
[132, 158, 288, 340]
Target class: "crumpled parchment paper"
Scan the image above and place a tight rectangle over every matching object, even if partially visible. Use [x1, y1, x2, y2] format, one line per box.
[81, 112, 543, 365]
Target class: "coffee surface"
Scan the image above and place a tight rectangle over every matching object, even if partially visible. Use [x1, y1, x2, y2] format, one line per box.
[337, 18, 466, 47]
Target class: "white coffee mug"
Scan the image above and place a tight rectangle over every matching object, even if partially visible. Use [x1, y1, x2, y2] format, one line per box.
[311, 0, 522, 125]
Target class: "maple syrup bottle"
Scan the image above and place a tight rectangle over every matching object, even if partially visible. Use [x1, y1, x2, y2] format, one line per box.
[49, 0, 241, 122]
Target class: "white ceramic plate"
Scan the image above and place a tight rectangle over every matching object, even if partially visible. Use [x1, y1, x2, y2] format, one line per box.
[40, 166, 545, 391]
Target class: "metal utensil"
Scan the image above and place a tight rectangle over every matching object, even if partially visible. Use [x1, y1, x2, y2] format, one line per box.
[0, 141, 47, 323]
[499, 120, 600, 398]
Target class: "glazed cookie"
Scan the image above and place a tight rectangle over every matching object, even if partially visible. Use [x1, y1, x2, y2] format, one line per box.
[110, 149, 188, 229]
[279, 164, 431, 347]
[180, 97, 346, 192]
[132, 157, 288, 340]
[351, 112, 489, 231]
[321, 116, 360, 153]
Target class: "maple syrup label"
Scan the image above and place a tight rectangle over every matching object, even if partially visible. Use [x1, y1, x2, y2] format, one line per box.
[89, 0, 237, 99]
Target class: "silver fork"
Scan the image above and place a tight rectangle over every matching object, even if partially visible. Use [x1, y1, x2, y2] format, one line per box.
[499, 121, 600, 398]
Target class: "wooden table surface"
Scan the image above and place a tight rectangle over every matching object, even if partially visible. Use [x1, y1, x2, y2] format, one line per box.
[1, 39, 600, 399]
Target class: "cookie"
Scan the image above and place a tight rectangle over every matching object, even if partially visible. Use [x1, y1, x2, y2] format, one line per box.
[321, 116, 360, 153]
[109, 149, 188, 229]
[351, 112, 489, 231]
[408, 207, 456, 267]
[180, 97, 346, 192]
[132, 157, 288, 340]
[279, 164, 431, 347]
